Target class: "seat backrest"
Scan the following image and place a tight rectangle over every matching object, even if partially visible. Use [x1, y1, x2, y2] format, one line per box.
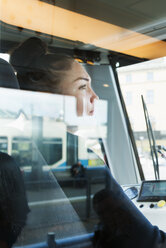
[0, 58, 19, 89]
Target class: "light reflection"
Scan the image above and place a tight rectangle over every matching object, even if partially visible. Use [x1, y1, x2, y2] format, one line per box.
[103, 84, 109, 87]
[7, 112, 26, 131]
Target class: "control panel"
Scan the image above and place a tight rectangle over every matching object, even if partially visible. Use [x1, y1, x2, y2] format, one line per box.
[137, 180, 166, 202]
[123, 181, 166, 232]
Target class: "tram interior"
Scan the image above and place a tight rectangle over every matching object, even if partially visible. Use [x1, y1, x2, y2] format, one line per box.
[0, 0, 166, 247]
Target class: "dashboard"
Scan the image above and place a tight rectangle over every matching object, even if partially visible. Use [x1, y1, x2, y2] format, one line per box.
[123, 181, 166, 232]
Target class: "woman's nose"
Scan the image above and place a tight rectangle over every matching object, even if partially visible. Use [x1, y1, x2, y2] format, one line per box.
[90, 89, 99, 103]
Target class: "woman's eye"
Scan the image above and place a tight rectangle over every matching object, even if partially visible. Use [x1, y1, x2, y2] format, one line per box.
[79, 84, 87, 90]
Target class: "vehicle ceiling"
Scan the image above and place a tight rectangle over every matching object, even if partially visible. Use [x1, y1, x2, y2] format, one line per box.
[0, 0, 166, 61]
[47, 0, 166, 37]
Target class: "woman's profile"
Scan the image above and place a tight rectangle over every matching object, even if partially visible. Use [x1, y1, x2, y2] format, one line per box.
[10, 37, 98, 116]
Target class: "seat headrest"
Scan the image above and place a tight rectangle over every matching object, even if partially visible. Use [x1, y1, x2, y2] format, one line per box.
[0, 58, 19, 89]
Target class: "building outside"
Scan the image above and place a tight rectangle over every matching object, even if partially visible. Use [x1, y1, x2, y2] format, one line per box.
[118, 57, 166, 179]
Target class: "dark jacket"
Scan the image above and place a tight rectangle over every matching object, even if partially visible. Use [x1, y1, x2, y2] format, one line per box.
[0, 152, 29, 247]
[93, 168, 166, 248]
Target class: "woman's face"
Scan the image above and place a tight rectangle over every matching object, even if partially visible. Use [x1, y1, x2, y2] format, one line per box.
[60, 60, 99, 116]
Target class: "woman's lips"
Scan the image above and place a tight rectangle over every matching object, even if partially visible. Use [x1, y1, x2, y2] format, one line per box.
[89, 110, 94, 115]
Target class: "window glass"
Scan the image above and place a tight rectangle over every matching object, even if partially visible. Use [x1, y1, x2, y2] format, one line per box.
[12, 137, 32, 167]
[0, 60, 137, 246]
[0, 136, 8, 153]
[147, 72, 154, 81]
[146, 90, 154, 104]
[125, 91, 133, 105]
[0, 89, 109, 246]
[126, 74, 132, 83]
[118, 57, 166, 180]
[42, 138, 62, 165]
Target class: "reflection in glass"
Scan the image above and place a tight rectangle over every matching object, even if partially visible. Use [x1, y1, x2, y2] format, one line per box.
[0, 88, 107, 246]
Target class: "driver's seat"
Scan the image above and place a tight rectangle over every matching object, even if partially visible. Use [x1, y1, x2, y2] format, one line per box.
[0, 58, 19, 89]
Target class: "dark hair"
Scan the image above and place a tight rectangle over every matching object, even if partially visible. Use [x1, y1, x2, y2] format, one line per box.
[0, 152, 29, 247]
[10, 37, 74, 93]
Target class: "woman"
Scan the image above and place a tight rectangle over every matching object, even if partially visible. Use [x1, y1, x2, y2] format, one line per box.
[10, 37, 98, 116]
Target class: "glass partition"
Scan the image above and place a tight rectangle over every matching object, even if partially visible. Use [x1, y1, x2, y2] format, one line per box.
[0, 88, 108, 246]
[0, 54, 144, 248]
[0, 82, 141, 247]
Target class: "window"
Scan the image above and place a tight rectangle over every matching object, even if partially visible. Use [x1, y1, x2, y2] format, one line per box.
[12, 137, 32, 167]
[126, 74, 132, 83]
[0, 70, 136, 245]
[42, 138, 63, 165]
[118, 57, 166, 180]
[146, 90, 154, 104]
[125, 91, 133, 105]
[0, 136, 8, 153]
[147, 72, 154, 81]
